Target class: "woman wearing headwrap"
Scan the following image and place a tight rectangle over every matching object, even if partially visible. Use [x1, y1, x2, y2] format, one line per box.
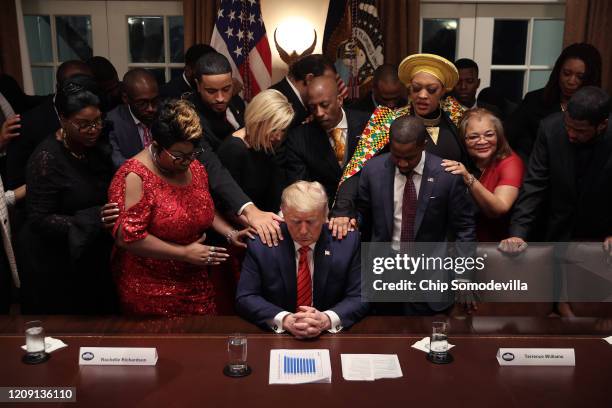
[329, 54, 469, 238]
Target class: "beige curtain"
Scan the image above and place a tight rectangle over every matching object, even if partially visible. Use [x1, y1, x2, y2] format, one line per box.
[563, 0, 612, 93]
[0, 0, 23, 86]
[183, 0, 220, 50]
[377, 0, 420, 66]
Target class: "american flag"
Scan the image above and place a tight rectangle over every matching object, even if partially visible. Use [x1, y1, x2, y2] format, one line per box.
[210, 0, 272, 101]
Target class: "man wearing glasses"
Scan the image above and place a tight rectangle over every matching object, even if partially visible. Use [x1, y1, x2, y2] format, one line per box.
[107, 68, 159, 168]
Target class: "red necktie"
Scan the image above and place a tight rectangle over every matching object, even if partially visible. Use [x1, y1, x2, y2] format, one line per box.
[296, 246, 312, 310]
[400, 172, 417, 253]
[140, 124, 152, 147]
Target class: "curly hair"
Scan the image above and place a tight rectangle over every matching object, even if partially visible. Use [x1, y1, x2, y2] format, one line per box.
[151, 99, 202, 149]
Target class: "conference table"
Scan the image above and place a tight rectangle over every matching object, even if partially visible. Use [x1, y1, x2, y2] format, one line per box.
[0, 315, 611, 407]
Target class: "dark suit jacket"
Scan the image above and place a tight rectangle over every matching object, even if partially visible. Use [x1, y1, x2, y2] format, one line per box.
[357, 152, 476, 313]
[236, 224, 369, 330]
[6, 96, 60, 189]
[188, 92, 245, 152]
[159, 73, 192, 99]
[332, 110, 469, 218]
[348, 91, 377, 117]
[505, 88, 560, 163]
[358, 152, 476, 243]
[0, 75, 47, 116]
[106, 104, 144, 168]
[509, 113, 612, 241]
[270, 77, 309, 128]
[284, 109, 369, 207]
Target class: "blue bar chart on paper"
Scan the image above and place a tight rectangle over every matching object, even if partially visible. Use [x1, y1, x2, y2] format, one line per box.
[269, 349, 332, 384]
[283, 356, 316, 375]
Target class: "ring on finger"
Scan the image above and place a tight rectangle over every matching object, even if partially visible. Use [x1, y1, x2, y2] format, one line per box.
[101, 216, 106, 222]
[210, 246, 215, 252]
[206, 256, 211, 263]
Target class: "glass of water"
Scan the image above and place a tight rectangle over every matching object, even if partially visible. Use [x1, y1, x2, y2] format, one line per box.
[23, 320, 50, 364]
[428, 321, 452, 364]
[224, 334, 250, 377]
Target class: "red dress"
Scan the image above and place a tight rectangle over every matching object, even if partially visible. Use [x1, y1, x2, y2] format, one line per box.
[108, 159, 217, 316]
[477, 152, 525, 242]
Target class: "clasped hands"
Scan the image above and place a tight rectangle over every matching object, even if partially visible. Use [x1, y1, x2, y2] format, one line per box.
[282, 306, 331, 339]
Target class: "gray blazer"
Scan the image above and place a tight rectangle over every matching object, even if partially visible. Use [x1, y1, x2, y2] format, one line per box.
[106, 104, 144, 168]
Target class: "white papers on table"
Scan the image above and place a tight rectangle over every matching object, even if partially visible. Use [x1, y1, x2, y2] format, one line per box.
[21, 337, 67, 353]
[603, 336, 612, 345]
[341, 354, 402, 381]
[269, 349, 331, 384]
[411, 337, 455, 353]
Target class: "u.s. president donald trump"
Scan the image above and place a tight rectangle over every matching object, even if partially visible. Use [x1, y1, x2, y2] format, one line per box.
[236, 181, 368, 338]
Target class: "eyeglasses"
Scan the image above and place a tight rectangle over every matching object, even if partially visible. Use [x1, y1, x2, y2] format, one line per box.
[68, 118, 104, 132]
[163, 147, 204, 163]
[465, 132, 496, 144]
[131, 97, 160, 111]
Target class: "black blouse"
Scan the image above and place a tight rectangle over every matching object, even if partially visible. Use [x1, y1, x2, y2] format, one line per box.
[216, 136, 285, 213]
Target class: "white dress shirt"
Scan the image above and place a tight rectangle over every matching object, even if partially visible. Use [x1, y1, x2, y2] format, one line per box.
[392, 151, 425, 250]
[128, 106, 150, 147]
[269, 241, 342, 334]
[0, 92, 15, 120]
[287, 77, 305, 108]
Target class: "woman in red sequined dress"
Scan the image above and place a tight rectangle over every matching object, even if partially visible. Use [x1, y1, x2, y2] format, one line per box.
[108, 100, 250, 316]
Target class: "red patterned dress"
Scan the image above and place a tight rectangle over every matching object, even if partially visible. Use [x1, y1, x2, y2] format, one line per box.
[108, 159, 217, 316]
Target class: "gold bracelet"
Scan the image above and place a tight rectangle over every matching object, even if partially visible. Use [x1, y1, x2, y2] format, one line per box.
[466, 174, 477, 188]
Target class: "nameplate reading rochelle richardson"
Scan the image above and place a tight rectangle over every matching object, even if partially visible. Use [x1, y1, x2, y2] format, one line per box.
[79, 347, 158, 366]
[496, 348, 575, 366]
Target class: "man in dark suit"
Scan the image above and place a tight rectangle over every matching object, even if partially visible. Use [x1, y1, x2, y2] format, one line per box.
[236, 181, 368, 337]
[501, 86, 612, 247]
[270, 54, 337, 129]
[107, 68, 159, 168]
[159, 43, 215, 99]
[357, 115, 476, 315]
[5, 60, 94, 189]
[284, 75, 369, 207]
[187, 52, 245, 151]
[350, 63, 407, 116]
[500, 87, 612, 318]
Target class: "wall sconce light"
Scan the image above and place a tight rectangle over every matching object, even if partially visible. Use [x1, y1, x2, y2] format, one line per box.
[273, 17, 317, 66]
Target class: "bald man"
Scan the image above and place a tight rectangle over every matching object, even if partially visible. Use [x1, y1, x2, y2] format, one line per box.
[351, 64, 407, 116]
[106, 68, 159, 168]
[284, 76, 369, 207]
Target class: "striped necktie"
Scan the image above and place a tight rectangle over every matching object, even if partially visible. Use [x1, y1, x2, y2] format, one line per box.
[296, 246, 312, 310]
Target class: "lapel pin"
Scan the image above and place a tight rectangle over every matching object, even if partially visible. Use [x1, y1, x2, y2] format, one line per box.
[325, 250, 331, 256]
[427, 177, 434, 182]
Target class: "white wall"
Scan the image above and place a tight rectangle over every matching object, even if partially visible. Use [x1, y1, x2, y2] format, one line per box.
[260, 0, 330, 83]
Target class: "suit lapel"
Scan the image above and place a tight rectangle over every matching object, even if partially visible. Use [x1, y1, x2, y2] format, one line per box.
[312, 230, 330, 308]
[313, 126, 342, 174]
[577, 127, 612, 200]
[383, 157, 396, 238]
[277, 232, 297, 310]
[415, 154, 435, 237]
[346, 110, 364, 159]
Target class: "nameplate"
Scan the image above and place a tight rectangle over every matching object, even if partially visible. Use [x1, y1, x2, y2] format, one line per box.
[79, 347, 158, 366]
[496, 348, 575, 366]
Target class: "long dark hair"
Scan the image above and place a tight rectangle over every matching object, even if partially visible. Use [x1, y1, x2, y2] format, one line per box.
[542, 43, 602, 105]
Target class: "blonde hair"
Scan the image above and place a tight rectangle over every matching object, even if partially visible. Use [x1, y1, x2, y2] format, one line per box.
[244, 89, 294, 153]
[281, 181, 328, 217]
[459, 107, 512, 162]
